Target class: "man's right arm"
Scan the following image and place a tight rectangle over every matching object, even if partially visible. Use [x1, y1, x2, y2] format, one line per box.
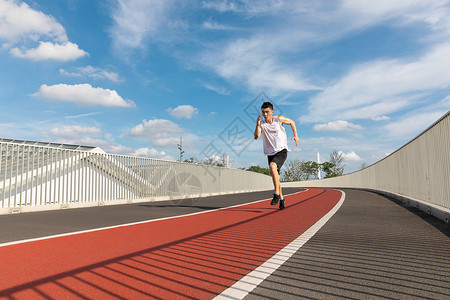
[254, 115, 261, 140]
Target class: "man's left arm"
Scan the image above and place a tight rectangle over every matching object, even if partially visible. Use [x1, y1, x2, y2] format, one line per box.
[279, 116, 299, 146]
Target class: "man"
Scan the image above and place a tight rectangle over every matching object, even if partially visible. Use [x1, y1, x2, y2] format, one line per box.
[254, 101, 299, 210]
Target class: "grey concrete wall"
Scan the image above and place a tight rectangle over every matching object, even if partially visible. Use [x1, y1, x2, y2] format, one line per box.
[283, 111, 450, 222]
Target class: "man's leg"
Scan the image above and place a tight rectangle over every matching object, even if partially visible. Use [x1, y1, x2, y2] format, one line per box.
[269, 162, 283, 205]
[269, 162, 281, 193]
[268, 149, 287, 206]
[278, 167, 283, 200]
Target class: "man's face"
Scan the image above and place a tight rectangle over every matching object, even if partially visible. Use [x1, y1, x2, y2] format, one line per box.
[261, 107, 273, 121]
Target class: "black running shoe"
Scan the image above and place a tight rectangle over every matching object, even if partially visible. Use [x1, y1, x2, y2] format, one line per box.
[279, 199, 286, 210]
[271, 194, 281, 205]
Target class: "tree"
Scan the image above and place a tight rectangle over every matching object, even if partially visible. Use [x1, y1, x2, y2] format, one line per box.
[183, 157, 196, 163]
[321, 161, 337, 178]
[329, 150, 344, 176]
[360, 162, 367, 170]
[246, 165, 271, 176]
[282, 152, 345, 182]
[283, 158, 305, 181]
[282, 159, 320, 181]
[303, 161, 320, 180]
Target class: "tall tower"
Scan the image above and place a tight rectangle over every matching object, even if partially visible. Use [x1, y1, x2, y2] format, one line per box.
[223, 153, 230, 168]
[317, 152, 322, 179]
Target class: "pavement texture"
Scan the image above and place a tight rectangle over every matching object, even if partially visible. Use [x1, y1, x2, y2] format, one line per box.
[0, 188, 449, 299]
[0, 188, 302, 244]
[245, 189, 450, 300]
[1, 188, 330, 299]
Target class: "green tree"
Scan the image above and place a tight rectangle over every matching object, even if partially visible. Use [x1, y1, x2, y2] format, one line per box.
[329, 150, 344, 176]
[246, 165, 271, 176]
[321, 161, 337, 178]
[283, 158, 305, 181]
[282, 159, 323, 182]
[282, 152, 346, 182]
[303, 161, 320, 180]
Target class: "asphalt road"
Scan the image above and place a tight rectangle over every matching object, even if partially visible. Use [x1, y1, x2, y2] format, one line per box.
[1, 188, 449, 299]
[0, 188, 303, 244]
[245, 189, 450, 300]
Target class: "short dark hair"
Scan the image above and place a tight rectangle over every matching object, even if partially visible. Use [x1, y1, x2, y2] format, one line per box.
[261, 101, 273, 110]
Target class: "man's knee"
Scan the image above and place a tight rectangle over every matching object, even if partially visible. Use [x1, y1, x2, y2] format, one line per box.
[269, 162, 278, 174]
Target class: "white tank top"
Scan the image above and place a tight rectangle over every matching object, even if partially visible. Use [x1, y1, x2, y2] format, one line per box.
[261, 116, 289, 156]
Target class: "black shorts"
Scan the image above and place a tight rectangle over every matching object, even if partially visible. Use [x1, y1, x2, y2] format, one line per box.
[267, 149, 288, 173]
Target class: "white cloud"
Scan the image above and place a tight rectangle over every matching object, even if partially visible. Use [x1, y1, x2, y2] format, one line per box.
[126, 119, 183, 147]
[125, 118, 202, 148]
[200, 0, 284, 16]
[33, 83, 135, 107]
[46, 125, 173, 160]
[198, 0, 450, 96]
[202, 19, 239, 31]
[109, 0, 175, 50]
[46, 125, 106, 148]
[59, 69, 82, 77]
[60, 66, 121, 82]
[167, 105, 199, 119]
[299, 136, 383, 157]
[338, 150, 362, 162]
[130, 147, 172, 159]
[200, 0, 239, 13]
[313, 120, 362, 131]
[441, 95, 450, 105]
[201, 0, 450, 39]
[107, 0, 450, 95]
[298, 136, 353, 151]
[202, 82, 231, 95]
[0, 1, 88, 61]
[201, 35, 321, 93]
[0, 0, 67, 42]
[340, 0, 450, 32]
[49, 125, 102, 139]
[302, 42, 450, 122]
[372, 115, 390, 121]
[11, 41, 88, 61]
[384, 110, 447, 139]
[90, 139, 174, 160]
[202, 154, 223, 164]
[107, 143, 173, 160]
[65, 112, 102, 119]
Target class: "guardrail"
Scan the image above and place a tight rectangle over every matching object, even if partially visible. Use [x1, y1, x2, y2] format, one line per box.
[283, 111, 450, 222]
[0, 141, 272, 214]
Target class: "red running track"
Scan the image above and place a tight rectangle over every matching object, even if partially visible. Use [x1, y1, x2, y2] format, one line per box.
[0, 188, 342, 299]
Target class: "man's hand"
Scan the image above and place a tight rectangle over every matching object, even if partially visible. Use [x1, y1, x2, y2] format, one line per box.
[292, 136, 299, 146]
[254, 115, 262, 140]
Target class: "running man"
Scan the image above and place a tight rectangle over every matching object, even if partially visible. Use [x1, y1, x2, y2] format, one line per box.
[254, 101, 299, 210]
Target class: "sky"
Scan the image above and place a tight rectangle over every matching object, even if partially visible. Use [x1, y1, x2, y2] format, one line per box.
[1, 0, 449, 174]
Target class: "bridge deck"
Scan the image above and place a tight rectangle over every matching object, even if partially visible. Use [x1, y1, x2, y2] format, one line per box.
[0, 188, 449, 299]
[247, 189, 450, 299]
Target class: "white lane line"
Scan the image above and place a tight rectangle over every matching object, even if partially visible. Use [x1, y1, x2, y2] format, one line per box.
[0, 190, 307, 248]
[214, 189, 346, 300]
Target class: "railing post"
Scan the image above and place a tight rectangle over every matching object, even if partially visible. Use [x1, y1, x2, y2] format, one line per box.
[1, 143, 6, 208]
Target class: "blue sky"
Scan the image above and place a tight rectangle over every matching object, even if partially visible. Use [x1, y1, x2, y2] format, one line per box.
[1, 0, 449, 173]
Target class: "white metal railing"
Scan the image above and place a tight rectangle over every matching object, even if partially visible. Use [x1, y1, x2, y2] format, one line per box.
[0, 140, 272, 213]
[283, 111, 450, 218]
